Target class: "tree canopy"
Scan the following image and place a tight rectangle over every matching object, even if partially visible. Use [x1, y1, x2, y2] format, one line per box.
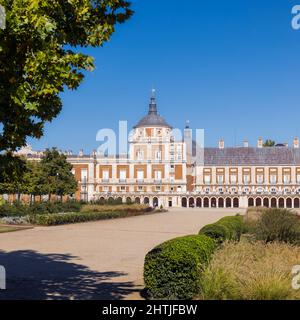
[40, 148, 78, 200]
[0, 0, 133, 151]
[0, 148, 78, 200]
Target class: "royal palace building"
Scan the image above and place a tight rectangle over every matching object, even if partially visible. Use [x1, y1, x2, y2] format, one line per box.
[20, 94, 300, 209]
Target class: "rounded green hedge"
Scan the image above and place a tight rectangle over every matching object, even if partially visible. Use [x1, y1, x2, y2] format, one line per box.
[198, 223, 230, 243]
[144, 234, 216, 300]
[199, 215, 245, 242]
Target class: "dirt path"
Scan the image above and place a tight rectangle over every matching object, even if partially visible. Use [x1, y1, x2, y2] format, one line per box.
[0, 208, 245, 300]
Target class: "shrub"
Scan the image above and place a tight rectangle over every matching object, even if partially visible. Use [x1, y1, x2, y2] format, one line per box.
[81, 204, 151, 214]
[144, 235, 216, 300]
[199, 241, 300, 300]
[253, 208, 300, 244]
[198, 224, 231, 243]
[0, 201, 82, 217]
[0, 203, 30, 217]
[199, 215, 246, 243]
[28, 209, 150, 226]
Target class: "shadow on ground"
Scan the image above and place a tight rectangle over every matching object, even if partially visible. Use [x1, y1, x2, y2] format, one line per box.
[0, 250, 139, 300]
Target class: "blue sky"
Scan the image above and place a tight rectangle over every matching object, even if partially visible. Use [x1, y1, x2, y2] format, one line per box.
[29, 0, 300, 153]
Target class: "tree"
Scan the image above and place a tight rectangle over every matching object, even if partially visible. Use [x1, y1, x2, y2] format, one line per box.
[263, 139, 276, 147]
[0, 0, 133, 151]
[21, 160, 48, 203]
[0, 153, 28, 200]
[39, 148, 78, 201]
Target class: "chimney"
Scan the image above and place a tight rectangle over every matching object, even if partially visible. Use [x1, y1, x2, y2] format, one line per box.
[294, 137, 299, 149]
[219, 139, 225, 149]
[243, 140, 249, 148]
[79, 149, 84, 157]
[257, 138, 263, 148]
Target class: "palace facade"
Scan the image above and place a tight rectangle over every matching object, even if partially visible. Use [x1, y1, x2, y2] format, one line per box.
[22, 94, 300, 209]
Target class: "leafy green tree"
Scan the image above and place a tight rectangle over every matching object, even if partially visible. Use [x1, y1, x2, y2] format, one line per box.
[0, 0, 133, 151]
[0, 153, 28, 200]
[263, 139, 276, 147]
[40, 148, 77, 201]
[21, 160, 48, 203]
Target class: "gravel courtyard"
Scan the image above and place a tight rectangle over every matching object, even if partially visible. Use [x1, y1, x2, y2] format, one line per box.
[0, 208, 245, 300]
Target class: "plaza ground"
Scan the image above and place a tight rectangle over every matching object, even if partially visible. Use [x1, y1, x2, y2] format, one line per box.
[0, 208, 245, 300]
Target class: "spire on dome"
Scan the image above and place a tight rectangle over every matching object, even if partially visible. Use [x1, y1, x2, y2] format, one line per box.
[133, 90, 172, 129]
[148, 88, 157, 115]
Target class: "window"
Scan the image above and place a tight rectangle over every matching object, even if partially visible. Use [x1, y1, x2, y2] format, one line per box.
[156, 186, 161, 191]
[120, 170, 126, 180]
[120, 186, 126, 192]
[204, 176, 211, 184]
[177, 186, 182, 192]
[230, 175, 237, 184]
[270, 187, 277, 194]
[270, 175, 277, 184]
[217, 175, 224, 184]
[155, 150, 162, 160]
[155, 170, 162, 180]
[297, 175, 300, 184]
[103, 170, 109, 180]
[137, 150, 144, 160]
[137, 170, 144, 180]
[283, 175, 290, 184]
[244, 175, 250, 184]
[138, 186, 143, 191]
[81, 169, 88, 182]
[257, 174, 264, 184]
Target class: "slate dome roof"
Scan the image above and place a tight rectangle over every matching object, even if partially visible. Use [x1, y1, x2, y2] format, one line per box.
[134, 94, 172, 129]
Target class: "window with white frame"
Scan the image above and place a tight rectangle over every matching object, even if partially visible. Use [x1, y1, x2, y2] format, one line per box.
[230, 175, 237, 184]
[270, 175, 277, 184]
[257, 174, 264, 184]
[81, 169, 88, 182]
[243, 174, 250, 184]
[204, 175, 211, 184]
[155, 170, 162, 180]
[137, 170, 144, 180]
[103, 170, 109, 180]
[217, 175, 224, 184]
[120, 170, 126, 180]
[155, 150, 162, 160]
[137, 150, 144, 160]
[283, 174, 290, 184]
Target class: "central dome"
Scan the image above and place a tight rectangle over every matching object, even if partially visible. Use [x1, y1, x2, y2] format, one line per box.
[133, 94, 172, 129]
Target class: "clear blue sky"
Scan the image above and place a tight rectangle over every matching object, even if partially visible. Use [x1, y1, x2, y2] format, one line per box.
[29, 0, 300, 153]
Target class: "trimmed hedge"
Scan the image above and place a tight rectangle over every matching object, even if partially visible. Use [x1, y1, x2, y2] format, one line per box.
[199, 215, 246, 243]
[0, 201, 81, 217]
[28, 209, 151, 226]
[144, 235, 216, 300]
